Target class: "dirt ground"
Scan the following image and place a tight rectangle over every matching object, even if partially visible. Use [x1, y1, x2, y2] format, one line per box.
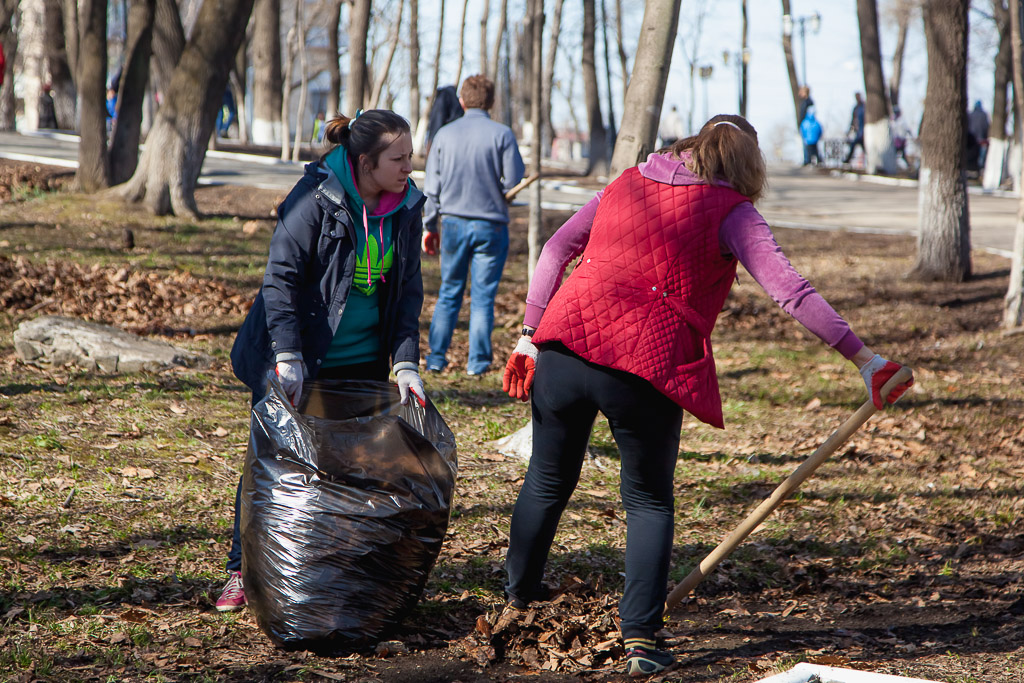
[1, 160, 1023, 683]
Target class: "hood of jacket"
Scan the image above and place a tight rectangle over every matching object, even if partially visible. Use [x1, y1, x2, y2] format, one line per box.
[637, 150, 742, 193]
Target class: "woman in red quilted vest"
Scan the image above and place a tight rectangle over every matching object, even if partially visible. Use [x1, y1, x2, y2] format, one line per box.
[500, 114, 914, 677]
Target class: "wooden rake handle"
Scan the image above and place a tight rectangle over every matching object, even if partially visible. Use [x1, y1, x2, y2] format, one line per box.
[664, 366, 914, 613]
[505, 173, 540, 202]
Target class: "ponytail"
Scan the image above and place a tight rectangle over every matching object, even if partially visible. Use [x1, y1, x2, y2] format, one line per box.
[668, 114, 767, 203]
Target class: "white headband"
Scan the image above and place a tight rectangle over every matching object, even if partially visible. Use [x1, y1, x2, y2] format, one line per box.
[713, 121, 742, 130]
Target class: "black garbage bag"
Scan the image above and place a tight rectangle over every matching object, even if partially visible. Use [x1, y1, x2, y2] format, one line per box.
[240, 376, 458, 650]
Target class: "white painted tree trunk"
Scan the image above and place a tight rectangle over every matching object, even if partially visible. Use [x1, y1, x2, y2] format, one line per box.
[251, 118, 281, 146]
[1005, 204, 1024, 329]
[983, 136, 1010, 191]
[20, 0, 45, 131]
[916, 165, 970, 279]
[863, 119, 896, 175]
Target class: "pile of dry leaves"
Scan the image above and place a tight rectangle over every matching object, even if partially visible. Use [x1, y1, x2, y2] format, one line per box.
[0, 162, 73, 202]
[0, 255, 251, 334]
[461, 577, 631, 674]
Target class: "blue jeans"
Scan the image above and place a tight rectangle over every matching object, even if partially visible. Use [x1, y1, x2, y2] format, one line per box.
[427, 216, 509, 374]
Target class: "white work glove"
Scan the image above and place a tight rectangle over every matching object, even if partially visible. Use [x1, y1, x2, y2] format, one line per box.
[275, 360, 304, 406]
[397, 368, 427, 407]
[859, 354, 913, 410]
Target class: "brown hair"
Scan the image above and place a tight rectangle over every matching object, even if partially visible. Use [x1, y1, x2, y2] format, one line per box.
[459, 75, 495, 110]
[666, 114, 767, 203]
[322, 109, 410, 168]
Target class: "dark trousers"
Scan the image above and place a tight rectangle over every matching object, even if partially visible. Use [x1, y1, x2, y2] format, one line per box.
[504, 345, 684, 639]
[803, 142, 821, 166]
[226, 358, 389, 573]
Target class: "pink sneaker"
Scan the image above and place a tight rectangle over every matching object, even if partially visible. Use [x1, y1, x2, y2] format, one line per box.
[215, 571, 246, 612]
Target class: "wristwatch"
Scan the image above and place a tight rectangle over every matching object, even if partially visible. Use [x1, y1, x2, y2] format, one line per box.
[521, 326, 535, 338]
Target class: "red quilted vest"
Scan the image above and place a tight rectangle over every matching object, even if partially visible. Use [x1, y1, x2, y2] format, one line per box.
[533, 167, 749, 428]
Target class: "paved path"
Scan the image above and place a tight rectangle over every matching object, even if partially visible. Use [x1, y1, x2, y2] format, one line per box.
[1, 130, 1017, 257]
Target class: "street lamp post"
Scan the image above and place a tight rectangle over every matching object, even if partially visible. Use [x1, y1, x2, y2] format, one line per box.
[782, 10, 821, 87]
[698, 65, 714, 123]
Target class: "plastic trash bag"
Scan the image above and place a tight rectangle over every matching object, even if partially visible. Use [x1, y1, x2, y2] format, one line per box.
[240, 376, 458, 650]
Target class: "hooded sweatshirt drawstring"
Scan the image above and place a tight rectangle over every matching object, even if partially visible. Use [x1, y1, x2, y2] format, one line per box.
[360, 205, 388, 287]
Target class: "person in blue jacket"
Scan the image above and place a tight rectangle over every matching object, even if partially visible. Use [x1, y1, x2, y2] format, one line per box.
[218, 109, 429, 611]
[800, 105, 823, 166]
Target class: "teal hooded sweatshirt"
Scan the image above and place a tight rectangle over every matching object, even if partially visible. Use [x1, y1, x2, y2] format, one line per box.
[322, 145, 412, 367]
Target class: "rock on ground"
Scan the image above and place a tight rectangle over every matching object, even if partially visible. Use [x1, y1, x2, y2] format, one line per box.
[13, 315, 210, 373]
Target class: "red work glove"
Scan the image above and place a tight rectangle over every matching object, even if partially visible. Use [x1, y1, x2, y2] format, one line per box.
[502, 336, 538, 402]
[422, 230, 439, 256]
[859, 354, 914, 409]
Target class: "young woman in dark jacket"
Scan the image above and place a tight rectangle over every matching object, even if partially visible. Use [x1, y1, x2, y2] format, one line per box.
[218, 109, 428, 611]
[501, 114, 914, 676]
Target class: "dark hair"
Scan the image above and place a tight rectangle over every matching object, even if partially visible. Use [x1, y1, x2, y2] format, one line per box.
[323, 109, 411, 168]
[459, 75, 494, 110]
[667, 114, 767, 203]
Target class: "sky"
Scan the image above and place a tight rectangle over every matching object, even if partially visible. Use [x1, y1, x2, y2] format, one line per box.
[407, 0, 1002, 164]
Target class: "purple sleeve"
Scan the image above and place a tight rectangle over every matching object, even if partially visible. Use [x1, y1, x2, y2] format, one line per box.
[523, 191, 603, 328]
[719, 202, 864, 360]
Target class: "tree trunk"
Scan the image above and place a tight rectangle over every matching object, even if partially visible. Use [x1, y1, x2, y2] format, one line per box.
[615, 0, 627, 108]
[581, 0, 606, 175]
[20, 0, 44, 130]
[44, 0, 75, 128]
[326, 0, 341, 118]
[1004, 0, 1024, 328]
[75, 0, 109, 191]
[600, 0, 615, 148]
[680, 0, 708, 136]
[740, 0, 748, 117]
[912, 0, 970, 282]
[371, 0, 403, 107]
[150, 0, 184, 96]
[251, 0, 281, 144]
[541, 0, 563, 156]
[408, 0, 419, 126]
[781, 0, 800, 129]
[0, 0, 19, 130]
[887, 0, 912, 108]
[453, 0, 468, 87]
[527, 0, 542, 281]
[232, 39, 248, 143]
[608, 0, 679, 177]
[109, 0, 155, 184]
[61, 0, 77, 88]
[984, 0, 1011, 190]
[488, 0, 505, 83]
[119, 0, 255, 216]
[427, 0, 445, 113]
[479, 0, 488, 78]
[345, 0, 371, 113]
[856, 0, 895, 174]
[291, 0, 308, 162]
[280, 18, 296, 160]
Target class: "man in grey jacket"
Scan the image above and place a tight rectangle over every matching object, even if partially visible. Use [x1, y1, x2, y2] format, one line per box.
[422, 74, 525, 375]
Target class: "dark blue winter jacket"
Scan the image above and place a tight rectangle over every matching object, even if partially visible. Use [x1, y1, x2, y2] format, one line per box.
[230, 160, 426, 394]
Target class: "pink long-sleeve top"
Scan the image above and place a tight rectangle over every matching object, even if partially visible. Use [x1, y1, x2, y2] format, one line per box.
[524, 152, 864, 360]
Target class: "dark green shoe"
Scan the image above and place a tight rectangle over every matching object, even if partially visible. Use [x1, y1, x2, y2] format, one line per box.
[624, 638, 675, 677]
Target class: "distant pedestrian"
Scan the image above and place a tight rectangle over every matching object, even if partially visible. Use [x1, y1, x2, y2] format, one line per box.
[422, 74, 525, 376]
[797, 85, 814, 129]
[423, 85, 464, 156]
[891, 106, 912, 167]
[658, 105, 685, 147]
[216, 89, 236, 138]
[842, 92, 865, 165]
[37, 84, 58, 129]
[105, 87, 117, 131]
[0, 43, 6, 88]
[967, 100, 989, 170]
[800, 105, 822, 166]
[311, 111, 326, 144]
